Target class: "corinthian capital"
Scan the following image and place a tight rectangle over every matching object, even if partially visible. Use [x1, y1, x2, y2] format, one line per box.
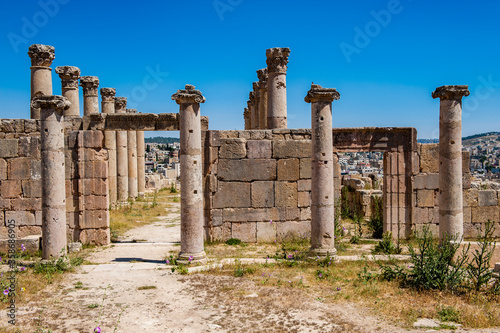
[257, 68, 268, 88]
[100, 88, 116, 102]
[304, 84, 340, 103]
[80, 76, 100, 96]
[114, 97, 127, 112]
[266, 47, 290, 74]
[31, 95, 70, 111]
[431, 85, 470, 100]
[171, 84, 206, 104]
[55, 66, 81, 90]
[28, 44, 55, 67]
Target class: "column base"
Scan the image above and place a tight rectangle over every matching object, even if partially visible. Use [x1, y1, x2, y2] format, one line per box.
[177, 251, 208, 265]
[308, 247, 337, 260]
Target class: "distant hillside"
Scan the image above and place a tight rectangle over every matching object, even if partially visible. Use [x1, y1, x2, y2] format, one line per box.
[144, 137, 180, 144]
[418, 132, 500, 145]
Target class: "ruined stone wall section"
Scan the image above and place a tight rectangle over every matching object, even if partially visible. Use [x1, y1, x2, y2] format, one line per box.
[202, 129, 341, 243]
[0, 119, 109, 245]
[413, 143, 500, 238]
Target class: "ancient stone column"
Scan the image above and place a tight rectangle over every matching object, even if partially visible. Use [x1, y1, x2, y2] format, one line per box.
[266, 47, 290, 129]
[249, 94, 257, 129]
[115, 97, 129, 203]
[80, 76, 100, 115]
[252, 82, 260, 129]
[432, 85, 470, 240]
[136, 124, 146, 198]
[31, 95, 70, 259]
[127, 109, 138, 199]
[28, 44, 55, 119]
[305, 84, 340, 259]
[172, 84, 207, 264]
[257, 68, 268, 129]
[101, 88, 117, 205]
[55, 66, 80, 118]
[243, 107, 250, 130]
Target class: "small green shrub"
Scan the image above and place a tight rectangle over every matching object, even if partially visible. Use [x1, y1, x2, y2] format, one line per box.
[367, 196, 383, 239]
[373, 232, 401, 254]
[467, 220, 496, 292]
[437, 305, 461, 323]
[225, 238, 242, 246]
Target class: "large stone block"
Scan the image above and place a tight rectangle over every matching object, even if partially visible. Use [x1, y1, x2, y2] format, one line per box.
[256, 221, 276, 242]
[463, 206, 471, 223]
[478, 190, 497, 207]
[81, 210, 109, 229]
[419, 144, 439, 173]
[232, 222, 257, 242]
[414, 174, 426, 190]
[211, 223, 231, 241]
[471, 206, 499, 223]
[8, 157, 31, 180]
[21, 180, 42, 198]
[412, 207, 429, 225]
[0, 139, 18, 158]
[275, 182, 297, 207]
[219, 138, 246, 159]
[0, 180, 22, 198]
[277, 158, 299, 181]
[77, 228, 110, 245]
[298, 191, 310, 208]
[299, 158, 311, 179]
[213, 182, 250, 208]
[300, 207, 311, 220]
[464, 189, 478, 207]
[0, 198, 10, 210]
[247, 140, 272, 159]
[251, 181, 274, 208]
[30, 160, 41, 180]
[0, 159, 6, 180]
[18, 137, 41, 158]
[276, 221, 310, 241]
[425, 173, 439, 190]
[218, 159, 276, 181]
[273, 140, 311, 159]
[11, 198, 40, 211]
[5, 211, 37, 226]
[223, 208, 268, 222]
[297, 179, 311, 192]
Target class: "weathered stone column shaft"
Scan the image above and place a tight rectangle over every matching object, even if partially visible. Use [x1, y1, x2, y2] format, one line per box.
[115, 97, 128, 202]
[432, 85, 469, 240]
[127, 109, 138, 199]
[266, 47, 290, 129]
[137, 129, 146, 197]
[101, 88, 117, 205]
[80, 76, 100, 115]
[32, 95, 70, 259]
[55, 66, 80, 117]
[172, 84, 207, 264]
[257, 68, 268, 129]
[29, 44, 55, 119]
[305, 84, 340, 258]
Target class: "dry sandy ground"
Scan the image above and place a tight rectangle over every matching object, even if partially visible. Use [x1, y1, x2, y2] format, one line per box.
[3, 203, 500, 332]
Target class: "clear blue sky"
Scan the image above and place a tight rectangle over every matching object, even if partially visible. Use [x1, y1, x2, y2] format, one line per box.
[1, 0, 499, 139]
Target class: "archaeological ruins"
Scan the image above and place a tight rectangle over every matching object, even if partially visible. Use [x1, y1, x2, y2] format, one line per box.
[1, 44, 499, 261]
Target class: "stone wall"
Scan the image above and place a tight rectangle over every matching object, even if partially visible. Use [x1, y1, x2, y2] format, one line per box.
[0, 119, 109, 247]
[202, 129, 341, 243]
[413, 143, 500, 238]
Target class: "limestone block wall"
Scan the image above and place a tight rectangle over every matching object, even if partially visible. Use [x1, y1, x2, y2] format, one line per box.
[202, 129, 341, 243]
[413, 143, 500, 238]
[341, 187, 383, 221]
[0, 119, 109, 246]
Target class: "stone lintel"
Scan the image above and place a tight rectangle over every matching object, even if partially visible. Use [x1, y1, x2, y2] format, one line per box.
[28, 44, 55, 67]
[55, 66, 81, 89]
[266, 47, 291, 73]
[80, 76, 99, 96]
[304, 83, 340, 103]
[85, 113, 208, 131]
[171, 84, 205, 104]
[31, 95, 70, 112]
[432, 85, 470, 100]
[100, 88, 116, 102]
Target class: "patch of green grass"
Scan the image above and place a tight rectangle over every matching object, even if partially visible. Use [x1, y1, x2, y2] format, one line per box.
[137, 285, 157, 290]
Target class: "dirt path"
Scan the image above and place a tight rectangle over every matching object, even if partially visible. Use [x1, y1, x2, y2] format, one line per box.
[6, 201, 499, 332]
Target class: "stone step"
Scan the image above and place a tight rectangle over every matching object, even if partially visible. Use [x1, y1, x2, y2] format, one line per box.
[0, 235, 40, 253]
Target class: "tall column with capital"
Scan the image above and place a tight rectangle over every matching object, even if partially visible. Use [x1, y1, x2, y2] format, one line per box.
[172, 84, 207, 264]
[243, 107, 250, 130]
[136, 121, 146, 198]
[432, 85, 470, 240]
[31, 95, 70, 259]
[266, 47, 290, 129]
[55, 66, 80, 117]
[257, 68, 268, 129]
[305, 84, 340, 259]
[101, 88, 117, 205]
[115, 97, 129, 202]
[80, 76, 100, 115]
[252, 82, 260, 129]
[29, 44, 55, 119]
[127, 109, 138, 199]
[249, 91, 257, 129]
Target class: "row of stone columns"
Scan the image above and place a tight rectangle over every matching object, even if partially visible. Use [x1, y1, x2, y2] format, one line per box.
[28, 44, 146, 206]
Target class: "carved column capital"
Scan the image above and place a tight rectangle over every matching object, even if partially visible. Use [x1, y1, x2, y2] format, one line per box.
[304, 83, 340, 103]
[266, 47, 290, 74]
[257, 68, 268, 89]
[171, 84, 206, 104]
[100, 88, 116, 102]
[249, 91, 256, 106]
[31, 95, 70, 112]
[80, 76, 99, 96]
[115, 97, 127, 112]
[28, 44, 55, 67]
[126, 108, 137, 114]
[55, 66, 81, 90]
[432, 85, 470, 100]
